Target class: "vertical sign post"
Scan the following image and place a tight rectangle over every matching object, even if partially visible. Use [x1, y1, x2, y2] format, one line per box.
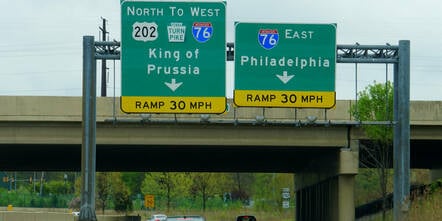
[80, 36, 97, 221]
[121, 1, 226, 114]
[393, 40, 410, 221]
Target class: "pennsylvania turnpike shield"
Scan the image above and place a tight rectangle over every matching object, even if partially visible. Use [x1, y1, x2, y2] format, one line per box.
[192, 22, 213, 43]
[258, 29, 279, 50]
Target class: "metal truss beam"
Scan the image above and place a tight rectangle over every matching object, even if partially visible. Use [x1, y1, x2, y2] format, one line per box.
[94, 41, 120, 60]
[227, 42, 399, 63]
[94, 41, 400, 64]
[337, 44, 399, 63]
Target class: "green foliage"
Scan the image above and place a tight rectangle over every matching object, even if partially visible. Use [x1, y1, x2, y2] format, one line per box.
[132, 197, 144, 210]
[350, 81, 394, 143]
[122, 172, 145, 195]
[34, 182, 49, 195]
[190, 173, 223, 211]
[355, 169, 394, 205]
[110, 172, 133, 214]
[96, 172, 113, 213]
[2, 172, 296, 215]
[141, 172, 191, 210]
[252, 173, 294, 211]
[229, 173, 254, 202]
[74, 175, 82, 196]
[45, 180, 71, 195]
[112, 175, 133, 214]
[0, 187, 74, 208]
[429, 178, 442, 194]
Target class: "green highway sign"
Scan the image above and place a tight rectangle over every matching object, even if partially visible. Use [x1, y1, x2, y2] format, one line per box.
[234, 23, 336, 108]
[121, 1, 226, 113]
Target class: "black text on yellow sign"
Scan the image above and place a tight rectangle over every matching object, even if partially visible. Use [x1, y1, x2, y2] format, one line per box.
[144, 194, 154, 208]
[234, 90, 335, 108]
[121, 96, 227, 114]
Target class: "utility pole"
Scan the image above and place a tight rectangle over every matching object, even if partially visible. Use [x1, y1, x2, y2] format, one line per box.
[99, 17, 108, 97]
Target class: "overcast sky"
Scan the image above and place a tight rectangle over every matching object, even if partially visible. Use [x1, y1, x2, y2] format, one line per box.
[0, 0, 441, 100]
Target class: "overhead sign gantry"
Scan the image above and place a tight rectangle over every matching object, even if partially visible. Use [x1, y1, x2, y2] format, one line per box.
[234, 23, 336, 108]
[120, 1, 226, 113]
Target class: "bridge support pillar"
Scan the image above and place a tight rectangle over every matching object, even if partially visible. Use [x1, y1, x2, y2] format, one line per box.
[295, 141, 358, 221]
[337, 173, 356, 221]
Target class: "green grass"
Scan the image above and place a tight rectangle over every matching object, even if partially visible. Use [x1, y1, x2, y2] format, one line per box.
[358, 187, 442, 221]
[408, 187, 442, 221]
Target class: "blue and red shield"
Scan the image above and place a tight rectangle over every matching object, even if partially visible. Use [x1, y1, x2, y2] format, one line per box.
[258, 29, 279, 50]
[192, 22, 213, 43]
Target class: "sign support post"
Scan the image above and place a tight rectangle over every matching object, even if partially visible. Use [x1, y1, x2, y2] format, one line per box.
[80, 35, 97, 221]
[393, 40, 410, 221]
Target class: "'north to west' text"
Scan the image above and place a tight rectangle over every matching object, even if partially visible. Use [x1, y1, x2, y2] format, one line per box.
[126, 6, 222, 17]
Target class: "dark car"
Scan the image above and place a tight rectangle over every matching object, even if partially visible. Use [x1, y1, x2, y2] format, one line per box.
[166, 215, 205, 221]
[236, 215, 256, 221]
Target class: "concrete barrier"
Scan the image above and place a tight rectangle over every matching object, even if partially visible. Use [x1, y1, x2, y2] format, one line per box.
[0, 211, 73, 221]
[0, 211, 139, 221]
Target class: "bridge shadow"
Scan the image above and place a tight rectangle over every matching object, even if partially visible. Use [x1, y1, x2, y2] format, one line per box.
[0, 144, 339, 172]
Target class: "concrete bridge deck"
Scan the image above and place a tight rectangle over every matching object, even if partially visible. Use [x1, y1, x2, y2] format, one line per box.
[1, 96, 441, 126]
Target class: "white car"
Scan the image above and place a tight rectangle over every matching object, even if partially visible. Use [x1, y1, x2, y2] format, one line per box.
[148, 214, 167, 221]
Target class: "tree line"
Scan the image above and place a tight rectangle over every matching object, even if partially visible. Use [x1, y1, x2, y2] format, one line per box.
[1, 171, 294, 214]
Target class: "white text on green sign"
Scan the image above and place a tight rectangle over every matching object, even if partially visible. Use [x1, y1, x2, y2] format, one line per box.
[234, 23, 336, 108]
[121, 1, 226, 113]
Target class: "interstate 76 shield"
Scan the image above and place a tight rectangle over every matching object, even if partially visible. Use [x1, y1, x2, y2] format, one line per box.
[258, 29, 279, 50]
[192, 22, 213, 43]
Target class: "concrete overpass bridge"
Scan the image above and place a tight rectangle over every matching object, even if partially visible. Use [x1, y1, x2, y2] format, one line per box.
[0, 96, 440, 171]
[0, 96, 441, 220]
